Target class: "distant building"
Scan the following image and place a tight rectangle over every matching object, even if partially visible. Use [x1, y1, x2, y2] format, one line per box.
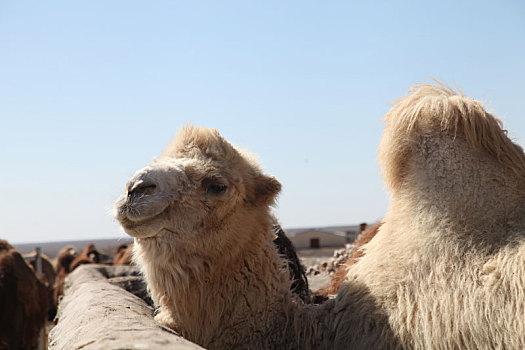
[286, 225, 360, 249]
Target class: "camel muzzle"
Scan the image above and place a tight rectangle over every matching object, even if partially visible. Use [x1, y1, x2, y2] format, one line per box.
[127, 179, 158, 198]
[114, 175, 170, 226]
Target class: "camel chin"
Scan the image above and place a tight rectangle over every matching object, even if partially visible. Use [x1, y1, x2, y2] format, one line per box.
[118, 217, 167, 239]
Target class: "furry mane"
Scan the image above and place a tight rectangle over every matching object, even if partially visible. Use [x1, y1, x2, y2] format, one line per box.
[379, 82, 525, 191]
[161, 125, 242, 162]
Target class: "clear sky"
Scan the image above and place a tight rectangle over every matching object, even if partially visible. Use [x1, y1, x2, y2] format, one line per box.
[1, 1, 524, 243]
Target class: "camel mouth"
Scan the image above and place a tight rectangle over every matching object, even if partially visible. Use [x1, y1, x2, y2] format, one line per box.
[115, 192, 170, 219]
[114, 195, 171, 238]
[117, 202, 169, 222]
[117, 215, 166, 239]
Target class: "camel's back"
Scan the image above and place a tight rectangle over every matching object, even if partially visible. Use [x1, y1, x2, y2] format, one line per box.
[336, 83, 525, 349]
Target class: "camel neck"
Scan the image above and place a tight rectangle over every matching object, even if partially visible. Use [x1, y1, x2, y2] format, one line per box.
[171, 237, 297, 348]
[134, 222, 336, 349]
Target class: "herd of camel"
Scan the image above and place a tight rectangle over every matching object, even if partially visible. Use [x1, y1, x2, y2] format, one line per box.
[2, 82, 525, 349]
[0, 240, 133, 349]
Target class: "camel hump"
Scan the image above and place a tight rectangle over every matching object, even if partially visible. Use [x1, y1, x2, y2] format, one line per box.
[379, 82, 525, 193]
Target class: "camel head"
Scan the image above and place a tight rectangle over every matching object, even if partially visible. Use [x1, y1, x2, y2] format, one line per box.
[114, 125, 281, 263]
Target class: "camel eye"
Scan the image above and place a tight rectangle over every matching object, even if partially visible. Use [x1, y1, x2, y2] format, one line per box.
[206, 183, 228, 195]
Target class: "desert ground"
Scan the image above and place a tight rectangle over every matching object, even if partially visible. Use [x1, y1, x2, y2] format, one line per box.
[297, 247, 339, 291]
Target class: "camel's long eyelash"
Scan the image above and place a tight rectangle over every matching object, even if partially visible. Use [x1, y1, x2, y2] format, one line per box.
[201, 176, 228, 196]
[206, 183, 228, 195]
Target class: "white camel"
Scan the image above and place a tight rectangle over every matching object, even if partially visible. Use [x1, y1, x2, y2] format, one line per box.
[115, 83, 525, 349]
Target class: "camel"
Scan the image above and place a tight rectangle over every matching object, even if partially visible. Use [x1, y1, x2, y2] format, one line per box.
[53, 245, 78, 306]
[113, 243, 134, 265]
[54, 243, 104, 306]
[0, 240, 49, 350]
[272, 224, 310, 302]
[53, 245, 78, 271]
[24, 250, 58, 320]
[23, 251, 56, 290]
[115, 83, 525, 349]
[69, 243, 101, 271]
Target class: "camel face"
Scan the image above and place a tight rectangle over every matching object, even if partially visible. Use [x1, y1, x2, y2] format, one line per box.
[114, 160, 190, 238]
[114, 126, 281, 251]
[115, 157, 239, 240]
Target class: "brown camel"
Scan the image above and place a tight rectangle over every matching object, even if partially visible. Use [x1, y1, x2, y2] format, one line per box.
[0, 240, 49, 350]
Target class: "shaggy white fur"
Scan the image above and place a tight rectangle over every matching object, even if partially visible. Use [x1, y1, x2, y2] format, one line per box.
[342, 83, 525, 349]
[115, 83, 525, 349]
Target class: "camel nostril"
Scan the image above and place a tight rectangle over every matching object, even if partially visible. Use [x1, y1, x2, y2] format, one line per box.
[127, 181, 158, 197]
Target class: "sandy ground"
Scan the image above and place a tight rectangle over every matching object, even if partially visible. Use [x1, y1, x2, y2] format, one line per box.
[297, 247, 339, 292]
[297, 247, 338, 266]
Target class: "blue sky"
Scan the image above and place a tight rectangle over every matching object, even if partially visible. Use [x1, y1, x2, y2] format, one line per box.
[1, 1, 524, 243]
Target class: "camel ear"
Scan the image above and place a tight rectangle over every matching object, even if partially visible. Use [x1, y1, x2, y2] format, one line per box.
[248, 174, 281, 206]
